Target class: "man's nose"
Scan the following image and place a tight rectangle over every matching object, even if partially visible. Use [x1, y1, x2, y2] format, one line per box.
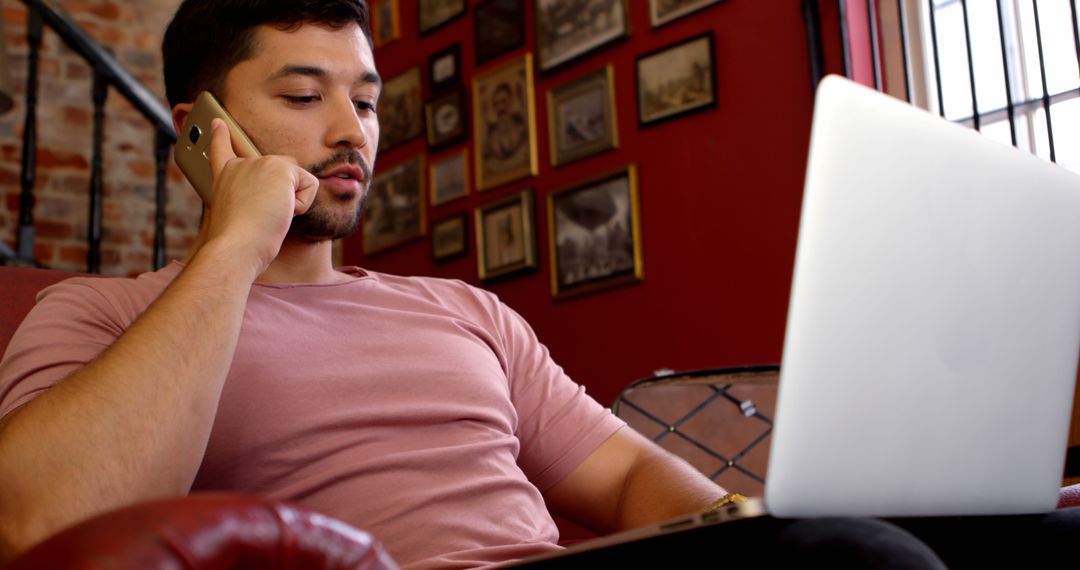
[325, 95, 367, 149]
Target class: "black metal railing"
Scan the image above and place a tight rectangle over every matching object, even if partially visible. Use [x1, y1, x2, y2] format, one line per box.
[9, 0, 177, 272]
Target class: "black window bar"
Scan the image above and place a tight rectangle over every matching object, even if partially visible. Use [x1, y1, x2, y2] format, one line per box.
[11, 0, 178, 272]
[804, 0, 1080, 165]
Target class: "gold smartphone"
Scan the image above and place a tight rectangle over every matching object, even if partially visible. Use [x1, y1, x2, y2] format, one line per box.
[175, 91, 261, 202]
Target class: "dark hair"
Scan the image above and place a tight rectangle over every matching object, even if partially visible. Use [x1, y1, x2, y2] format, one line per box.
[162, 0, 372, 108]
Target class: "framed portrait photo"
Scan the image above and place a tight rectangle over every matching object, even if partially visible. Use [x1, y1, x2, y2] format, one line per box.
[425, 88, 468, 149]
[535, 0, 629, 72]
[547, 65, 619, 167]
[430, 149, 469, 206]
[378, 67, 424, 151]
[371, 0, 400, 47]
[431, 212, 469, 262]
[474, 0, 526, 65]
[428, 43, 461, 94]
[476, 189, 537, 280]
[649, 0, 724, 27]
[547, 165, 643, 298]
[418, 0, 467, 36]
[363, 155, 426, 255]
[636, 32, 717, 127]
[472, 54, 539, 191]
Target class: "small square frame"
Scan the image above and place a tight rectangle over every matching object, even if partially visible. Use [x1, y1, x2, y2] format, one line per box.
[425, 87, 468, 149]
[547, 65, 619, 167]
[636, 32, 717, 127]
[476, 188, 537, 280]
[432, 212, 469, 262]
[430, 148, 470, 206]
[418, 0, 467, 36]
[428, 43, 462, 94]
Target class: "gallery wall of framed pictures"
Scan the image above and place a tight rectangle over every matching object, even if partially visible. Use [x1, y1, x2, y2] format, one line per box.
[344, 0, 851, 451]
[354, 0, 732, 294]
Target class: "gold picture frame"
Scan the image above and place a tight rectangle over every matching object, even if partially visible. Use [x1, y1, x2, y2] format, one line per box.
[372, 0, 400, 48]
[379, 67, 423, 151]
[430, 149, 469, 206]
[363, 155, 426, 255]
[547, 65, 619, 167]
[547, 165, 643, 298]
[476, 188, 537, 280]
[472, 54, 539, 191]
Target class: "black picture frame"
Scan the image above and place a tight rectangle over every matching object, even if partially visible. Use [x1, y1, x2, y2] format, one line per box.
[418, 0, 467, 36]
[432, 212, 469, 262]
[635, 32, 717, 128]
[474, 0, 526, 65]
[535, 0, 630, 72]
[425, 87, 469, 149]
[428, 43, 462, 94]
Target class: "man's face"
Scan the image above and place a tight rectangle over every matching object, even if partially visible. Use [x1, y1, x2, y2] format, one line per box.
[220, 22, 381, 242]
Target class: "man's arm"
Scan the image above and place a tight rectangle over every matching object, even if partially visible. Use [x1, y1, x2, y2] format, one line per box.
[542, 427, 727, 535]
[0, 120, 318, 561]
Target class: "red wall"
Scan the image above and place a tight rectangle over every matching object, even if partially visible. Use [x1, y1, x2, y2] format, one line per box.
[344, 0, 845, 405]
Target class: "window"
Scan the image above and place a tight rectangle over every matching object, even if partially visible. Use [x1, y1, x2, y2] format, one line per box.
[907, 0, 1080, 172]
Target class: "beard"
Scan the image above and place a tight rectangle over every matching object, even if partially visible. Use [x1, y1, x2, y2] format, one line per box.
[287, 148, 374, 243]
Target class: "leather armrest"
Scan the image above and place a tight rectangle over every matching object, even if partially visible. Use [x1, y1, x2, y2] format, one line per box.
[7, 493, 397, 569]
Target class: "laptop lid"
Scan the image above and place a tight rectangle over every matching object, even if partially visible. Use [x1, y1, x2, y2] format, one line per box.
[765, 75, 1080, 517]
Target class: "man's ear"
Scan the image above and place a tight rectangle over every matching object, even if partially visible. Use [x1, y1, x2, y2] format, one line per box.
[172, 102, 193, 138]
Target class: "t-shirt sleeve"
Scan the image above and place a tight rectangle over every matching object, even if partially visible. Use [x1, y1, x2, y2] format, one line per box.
[0, 280, 129, 419]
[488, 299, 626, 492]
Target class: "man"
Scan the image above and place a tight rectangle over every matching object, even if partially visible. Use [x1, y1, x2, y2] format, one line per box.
[0, 1, 729, 566]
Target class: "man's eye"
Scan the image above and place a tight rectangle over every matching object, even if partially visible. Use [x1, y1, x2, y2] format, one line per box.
[355, 100, 377, 114]
[284, 95, 319, 105]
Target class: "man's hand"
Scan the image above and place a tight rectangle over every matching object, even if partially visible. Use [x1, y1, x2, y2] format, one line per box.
[202, 118, 320, 275]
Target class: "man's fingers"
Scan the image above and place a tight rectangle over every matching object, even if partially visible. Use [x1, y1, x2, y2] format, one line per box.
[207, 118, 237, 178]
[294, 171, 320, 216]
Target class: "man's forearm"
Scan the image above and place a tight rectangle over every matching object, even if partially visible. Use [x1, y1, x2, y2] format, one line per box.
[0, 240, 259, 560]
[614, 445, 727, 530]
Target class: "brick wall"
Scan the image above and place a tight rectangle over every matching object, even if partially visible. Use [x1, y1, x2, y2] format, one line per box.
[0, 0, 200, 277]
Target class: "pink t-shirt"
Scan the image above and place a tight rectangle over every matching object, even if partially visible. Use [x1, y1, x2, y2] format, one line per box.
[0, 262, 625, 569]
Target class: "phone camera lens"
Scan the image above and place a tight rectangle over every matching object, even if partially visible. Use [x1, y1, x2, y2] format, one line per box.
[189, 126, 201, 144]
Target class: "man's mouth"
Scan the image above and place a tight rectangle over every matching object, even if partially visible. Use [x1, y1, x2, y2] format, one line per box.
[319, 165, 367, 183]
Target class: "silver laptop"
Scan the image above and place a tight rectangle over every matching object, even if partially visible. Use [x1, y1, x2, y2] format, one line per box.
[765, 75, 1080, 518]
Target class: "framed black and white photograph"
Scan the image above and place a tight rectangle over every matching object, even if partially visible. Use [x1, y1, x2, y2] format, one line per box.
[547, 65, 619, 167]
[535, 0, 629, 72]
[378, 67, 423, 151]
[432, 213, 468, 262]
[476, 189, 537, 280]
[636, 32, 716, 127]
[474, 0, 526, 65]
[649, 0, 724, 27]
[425, 88, 468, 149]
[428, 43, 461, 93]
[418, 0, 467, 36]
[472, 54, 538, 191]
[430, 149, 469, 206]
[547, 165, 643, 298]
[372, 0, 400, 47]
[363, 155, 426, 254]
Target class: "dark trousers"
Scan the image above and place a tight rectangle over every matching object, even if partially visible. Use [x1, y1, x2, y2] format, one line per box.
[516, 508, 1080, 568]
